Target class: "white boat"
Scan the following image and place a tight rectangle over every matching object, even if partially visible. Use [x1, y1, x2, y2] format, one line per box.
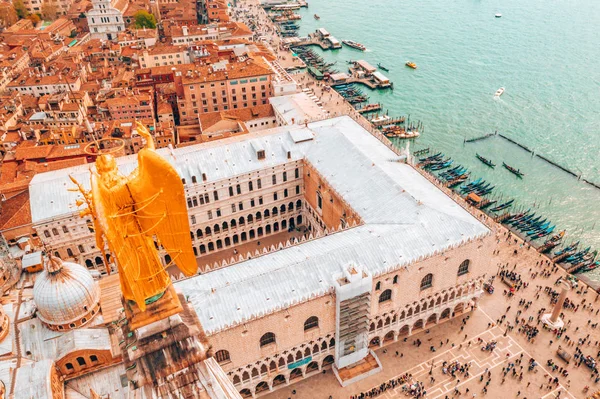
[495, 13, 502, 18]
[370, 115, 391, 125]
[342, 40, 366, 51]
[494, 87, 505, 97]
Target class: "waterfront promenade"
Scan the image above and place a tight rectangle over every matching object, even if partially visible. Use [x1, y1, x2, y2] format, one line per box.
[265, 235, 600, 398]
[230, 4, 600, 398]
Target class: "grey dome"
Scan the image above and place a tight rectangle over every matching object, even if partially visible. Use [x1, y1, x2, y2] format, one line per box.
[33, 257, 100, 327]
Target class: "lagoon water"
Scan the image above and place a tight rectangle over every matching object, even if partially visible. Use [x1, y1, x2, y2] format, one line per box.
[293, 0, 600, 286]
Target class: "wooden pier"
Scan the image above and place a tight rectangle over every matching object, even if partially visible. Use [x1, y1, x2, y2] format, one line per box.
[552, 252, 572, 263]
[564, 262, 584, 274]
[356, 103, 382, 114]
[493, 212, 512, 223]
[464, 132, 496, 143]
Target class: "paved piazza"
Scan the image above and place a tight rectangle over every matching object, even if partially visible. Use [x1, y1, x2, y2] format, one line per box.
[266, 232, 599, 399]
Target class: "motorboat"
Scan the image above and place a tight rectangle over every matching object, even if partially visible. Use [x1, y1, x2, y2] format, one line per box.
[495, 13, 502, 18]
[314, 14, 320, 20]
[494, 87, 505, 97]
[369, 115, 391, 125]
[405, 61, 417, 69]
[342, 40, 366, 51]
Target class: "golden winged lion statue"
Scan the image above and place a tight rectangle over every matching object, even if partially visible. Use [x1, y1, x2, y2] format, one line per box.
[72, 121, 196, 311]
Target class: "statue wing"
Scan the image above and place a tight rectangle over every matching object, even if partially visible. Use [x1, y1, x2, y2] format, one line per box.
[91, 171, 143, 304]
[127, 148, 197, 277]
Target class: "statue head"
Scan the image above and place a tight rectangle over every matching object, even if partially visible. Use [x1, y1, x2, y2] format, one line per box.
[96, 154, 117, 175]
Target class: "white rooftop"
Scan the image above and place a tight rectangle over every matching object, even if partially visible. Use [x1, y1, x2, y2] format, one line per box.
[175, 117, 490, 334]
[21, 251, 43, 269]
[372, 71, 389, 83]
[269, 92, 328, 126]
[29, 117, 489, 335]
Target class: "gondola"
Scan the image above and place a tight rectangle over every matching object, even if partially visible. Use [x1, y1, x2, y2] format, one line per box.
[534, 225, 556, 238]
[502, 162, 525, 178]
[575, 261, 599, 273]
[476, 153, 496, 168]
[565, 247, 591, 262]
[490, 199, 514, 212]
[377, 63, 389, 72]
[554, 241, 579, 256]
[419, 152, 442, 162]
[460, 177, 482, 190]
[429, 160, 454, 171]
[540, 231, 565, 247]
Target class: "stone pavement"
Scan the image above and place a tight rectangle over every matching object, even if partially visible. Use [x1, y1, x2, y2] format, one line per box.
[265, 235, 600, 399]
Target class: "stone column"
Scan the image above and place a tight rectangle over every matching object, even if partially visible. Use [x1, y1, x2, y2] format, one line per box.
[541, 280, 570, 329]
[550, 284, 569, 323]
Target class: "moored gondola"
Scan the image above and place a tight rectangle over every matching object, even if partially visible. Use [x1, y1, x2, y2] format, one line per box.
[476, 153, 496, 168]
[490, 199, 514, 212]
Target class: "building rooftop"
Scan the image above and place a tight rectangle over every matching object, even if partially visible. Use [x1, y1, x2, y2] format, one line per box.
[270, 92, 329, 124]
[180, 57, 273, 84]
[174, 117, 490, 334]
[28, 117, 489, 334]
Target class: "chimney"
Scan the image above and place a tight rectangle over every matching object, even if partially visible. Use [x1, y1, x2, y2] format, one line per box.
[182, 26, 188, 36]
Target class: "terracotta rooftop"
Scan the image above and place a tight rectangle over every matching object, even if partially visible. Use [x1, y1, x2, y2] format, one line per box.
[143, 44, 185, 55]
[0, 190, 32, 231]
[105, 93, 152, 108]
[8, 73, 80, 88]
[166, 21, 252, 39]
[13, 143, 88, 162]
[198, 104, 274, 130]
[181, 57, 273, 84]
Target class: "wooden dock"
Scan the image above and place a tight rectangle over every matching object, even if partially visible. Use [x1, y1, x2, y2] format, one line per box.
[552, 252, 572, 263]
[464, 132, 496, 143]
[494, 212, 512, 223]
[356, 103, 382, 114]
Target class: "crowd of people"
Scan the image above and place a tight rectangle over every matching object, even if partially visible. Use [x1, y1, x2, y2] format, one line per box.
[441, 360, 471, 379]
[350, 373, 423, 398]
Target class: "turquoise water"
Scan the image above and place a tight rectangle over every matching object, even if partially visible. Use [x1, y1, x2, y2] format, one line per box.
[293, 0, 600, 285]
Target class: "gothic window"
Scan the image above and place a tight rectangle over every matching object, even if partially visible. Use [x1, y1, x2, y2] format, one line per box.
[458, 259, 470, 276]
[379, 289, 392, 303]
[215, 350, 230, 364]
[304, 316, 319, 331]
[260, 332, 275, 347]
[420, 273, 433, 290]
